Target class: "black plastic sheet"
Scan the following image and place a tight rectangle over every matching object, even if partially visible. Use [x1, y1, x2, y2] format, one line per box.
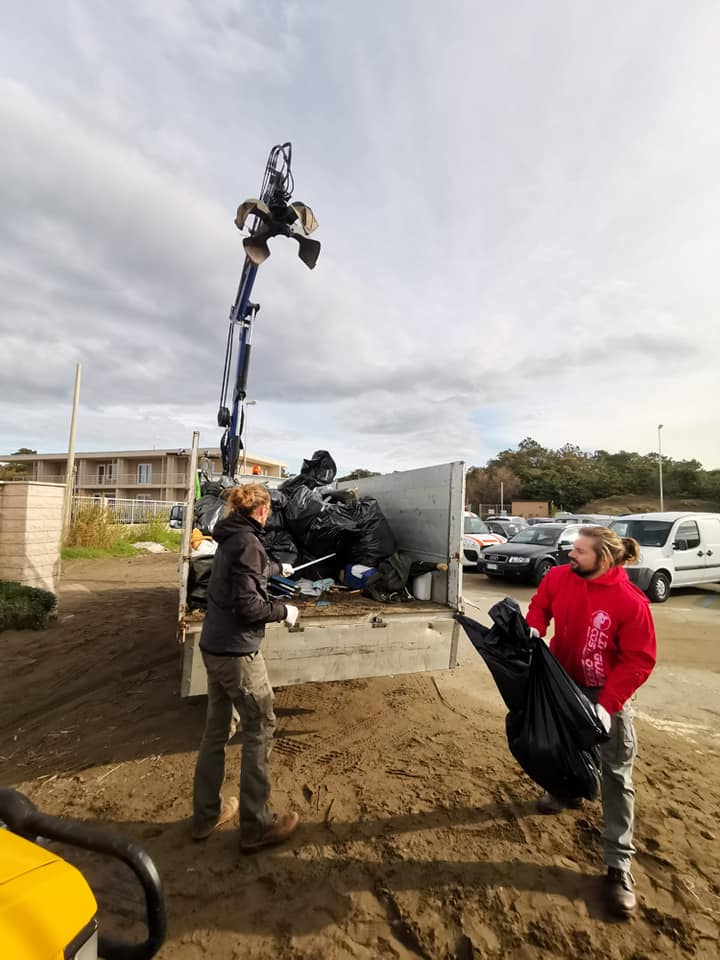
[264, 529, 300, 566]
[279, 450, 337, 494]
[193, 494, 225, 535]
[284, 486, 326, 542]
[457, 599, 609, 800]
[187, 556, 214, 610]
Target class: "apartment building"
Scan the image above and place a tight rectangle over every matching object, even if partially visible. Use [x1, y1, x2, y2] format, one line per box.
[1, 448, 287, 503]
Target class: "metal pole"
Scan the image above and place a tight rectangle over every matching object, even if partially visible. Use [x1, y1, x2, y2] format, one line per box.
[61, 363, 82, 543]
[178, 431, 200, 644]
[242, 400, 256, 476]
[500, 481, 504, 515]
[658, 424, 664, 512]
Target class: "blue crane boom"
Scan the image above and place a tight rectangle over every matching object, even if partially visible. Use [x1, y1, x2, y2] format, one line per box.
[217, 143, 320, 478]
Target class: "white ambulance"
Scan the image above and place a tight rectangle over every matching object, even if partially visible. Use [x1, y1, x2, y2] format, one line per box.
[462, 512, 506, 570]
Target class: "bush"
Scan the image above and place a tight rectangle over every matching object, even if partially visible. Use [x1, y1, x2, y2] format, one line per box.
[66, 504, 116, 549]
[119, 518, 181, 552]
[0, 581, 57, 631]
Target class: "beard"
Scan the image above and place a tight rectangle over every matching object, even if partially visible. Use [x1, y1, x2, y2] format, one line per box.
[570, 560, 599, 579]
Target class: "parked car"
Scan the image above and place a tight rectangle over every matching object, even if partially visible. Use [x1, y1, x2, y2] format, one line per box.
[609, 512, 720, 602]
[485, 517, 528, 539]
[525, 517, 556, 526]
[553, 514, 614, 526]
[480, 523, 585, 584]
[463, 512, 506, 569]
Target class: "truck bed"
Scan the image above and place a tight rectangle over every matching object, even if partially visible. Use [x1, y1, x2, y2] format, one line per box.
[179, 460, 465, 696]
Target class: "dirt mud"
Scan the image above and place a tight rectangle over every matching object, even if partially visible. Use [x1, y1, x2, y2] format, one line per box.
[1, 554, 718, 959]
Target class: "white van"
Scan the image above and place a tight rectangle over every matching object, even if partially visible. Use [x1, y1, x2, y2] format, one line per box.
[608, 512, 720, 602]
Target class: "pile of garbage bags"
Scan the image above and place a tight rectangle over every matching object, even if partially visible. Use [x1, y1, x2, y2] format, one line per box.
[457, 599, 610, 801]
[188, 449, 400, 607]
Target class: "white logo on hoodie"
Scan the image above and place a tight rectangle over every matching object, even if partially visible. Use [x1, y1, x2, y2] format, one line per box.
[582, 610, 613, 686]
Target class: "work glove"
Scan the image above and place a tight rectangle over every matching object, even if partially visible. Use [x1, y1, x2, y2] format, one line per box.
[596, 703, 612, 733]
[281, 563, 294, 578]
[528, 627, 540, 639]
[284, 604, 299, 626]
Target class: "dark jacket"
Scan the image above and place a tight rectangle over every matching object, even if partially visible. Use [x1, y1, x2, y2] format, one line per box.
[200, 512, 287, 657]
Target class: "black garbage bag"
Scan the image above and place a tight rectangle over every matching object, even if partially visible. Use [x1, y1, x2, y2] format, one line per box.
[363, 551, 414, 603]
[347, 498, 396, 566]
[188, 556, 214, 610]
[284, 486, 326, 542]
[265, 529, 300, 567]
[303, 502, 359, 562]
[265, 489, 289, 533]
[457, 599, 609, 800]
[194, 494, 225, 535]
[279, 450, 337, 494]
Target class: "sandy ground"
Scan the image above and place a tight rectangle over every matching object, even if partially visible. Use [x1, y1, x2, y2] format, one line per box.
[1, 554, 719, 959]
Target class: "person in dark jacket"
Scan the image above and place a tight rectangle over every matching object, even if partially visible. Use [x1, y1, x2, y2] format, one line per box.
[191, 483, 300, 851]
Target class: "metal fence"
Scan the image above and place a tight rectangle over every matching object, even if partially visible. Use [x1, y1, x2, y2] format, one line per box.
[72, 495, 177, 525]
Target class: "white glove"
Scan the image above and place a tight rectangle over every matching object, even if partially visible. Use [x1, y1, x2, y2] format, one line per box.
[284, 604, 299, 626]
[596, 703, 612, 733]
[528, 627, 540, 639]
[281, 563, 294, 578]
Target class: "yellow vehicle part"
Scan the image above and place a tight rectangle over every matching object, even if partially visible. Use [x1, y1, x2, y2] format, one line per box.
[0, 828, 97, 960]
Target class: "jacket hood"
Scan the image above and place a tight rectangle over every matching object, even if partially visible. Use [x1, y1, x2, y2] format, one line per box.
[212, 511, 263, 544]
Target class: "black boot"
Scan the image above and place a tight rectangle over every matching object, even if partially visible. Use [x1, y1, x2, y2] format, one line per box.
[606, 867, 637, 918]
[536, 792, 583, 815]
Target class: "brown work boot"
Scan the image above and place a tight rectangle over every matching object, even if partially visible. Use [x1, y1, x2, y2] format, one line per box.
[536, 792, 583, 815]
[239, 811, 299, 853]
[191, 796, 239, 841]
[606, 867, 637, 918]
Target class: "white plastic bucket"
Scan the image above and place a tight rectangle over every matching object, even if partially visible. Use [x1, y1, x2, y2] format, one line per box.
[412, 572, 432, 600]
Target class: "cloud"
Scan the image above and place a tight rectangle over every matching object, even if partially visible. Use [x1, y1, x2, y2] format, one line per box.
[1, 2, 720, 475]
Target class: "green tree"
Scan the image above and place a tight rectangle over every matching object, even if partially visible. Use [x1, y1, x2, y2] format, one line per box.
[336, 468, 381, 482]
[0, 448, 37, 481]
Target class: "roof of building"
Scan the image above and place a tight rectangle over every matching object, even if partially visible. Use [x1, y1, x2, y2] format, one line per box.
[0, 448, 287, 467]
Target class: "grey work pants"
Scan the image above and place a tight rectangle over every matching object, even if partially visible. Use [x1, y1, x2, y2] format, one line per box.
[586, 691, 638, 872]
[192, 650, 276, 840]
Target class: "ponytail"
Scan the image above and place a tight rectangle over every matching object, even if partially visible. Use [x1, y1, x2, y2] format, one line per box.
[579, 526, 640, 569]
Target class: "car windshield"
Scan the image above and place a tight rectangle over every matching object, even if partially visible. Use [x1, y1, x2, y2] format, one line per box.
[609, 519, 673, 547]
[508, 526, 562, 546]
[464, 517, 490, 534]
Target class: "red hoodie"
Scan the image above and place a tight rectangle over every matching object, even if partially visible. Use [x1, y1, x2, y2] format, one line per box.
[525, 564, 656, 714]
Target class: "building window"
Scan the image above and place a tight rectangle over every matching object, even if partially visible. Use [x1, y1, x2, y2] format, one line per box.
[97, 462, 117, 484]
[138, 463, 153, 484]
[135, 494, 152, 501]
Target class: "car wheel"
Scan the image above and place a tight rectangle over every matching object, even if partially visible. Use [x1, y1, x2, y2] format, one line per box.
[534, 559, 554, 585]
[647, 572, 670, 603]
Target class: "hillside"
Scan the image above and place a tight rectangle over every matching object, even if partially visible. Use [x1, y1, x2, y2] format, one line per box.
[579, 495, 720, 515]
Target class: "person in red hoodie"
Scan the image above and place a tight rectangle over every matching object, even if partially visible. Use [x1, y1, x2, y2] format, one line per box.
[526, 525, 656, 918]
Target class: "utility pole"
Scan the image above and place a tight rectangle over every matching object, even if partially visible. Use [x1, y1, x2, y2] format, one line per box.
[657, 424, 664, 512]
[500, 481, 504, 515]
[62, 363, 82, 542]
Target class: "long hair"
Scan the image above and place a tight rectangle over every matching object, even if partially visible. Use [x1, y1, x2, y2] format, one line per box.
[579, 525, 640, 568]
[225, 483, 271, 517]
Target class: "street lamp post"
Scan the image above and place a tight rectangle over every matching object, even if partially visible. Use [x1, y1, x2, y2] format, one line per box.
[657, 424, 664, 512]
[242, 400, 257, 475]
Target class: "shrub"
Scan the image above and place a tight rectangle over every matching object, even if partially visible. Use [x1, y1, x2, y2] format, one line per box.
[66, 504, 115, 549]
[0, 581, 57, 631]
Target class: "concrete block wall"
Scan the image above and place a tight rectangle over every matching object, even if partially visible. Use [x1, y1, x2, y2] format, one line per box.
[0, 482, 64, 593]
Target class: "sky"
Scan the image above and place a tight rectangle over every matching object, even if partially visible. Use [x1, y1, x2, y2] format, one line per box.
[2, 1, 719, 475]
